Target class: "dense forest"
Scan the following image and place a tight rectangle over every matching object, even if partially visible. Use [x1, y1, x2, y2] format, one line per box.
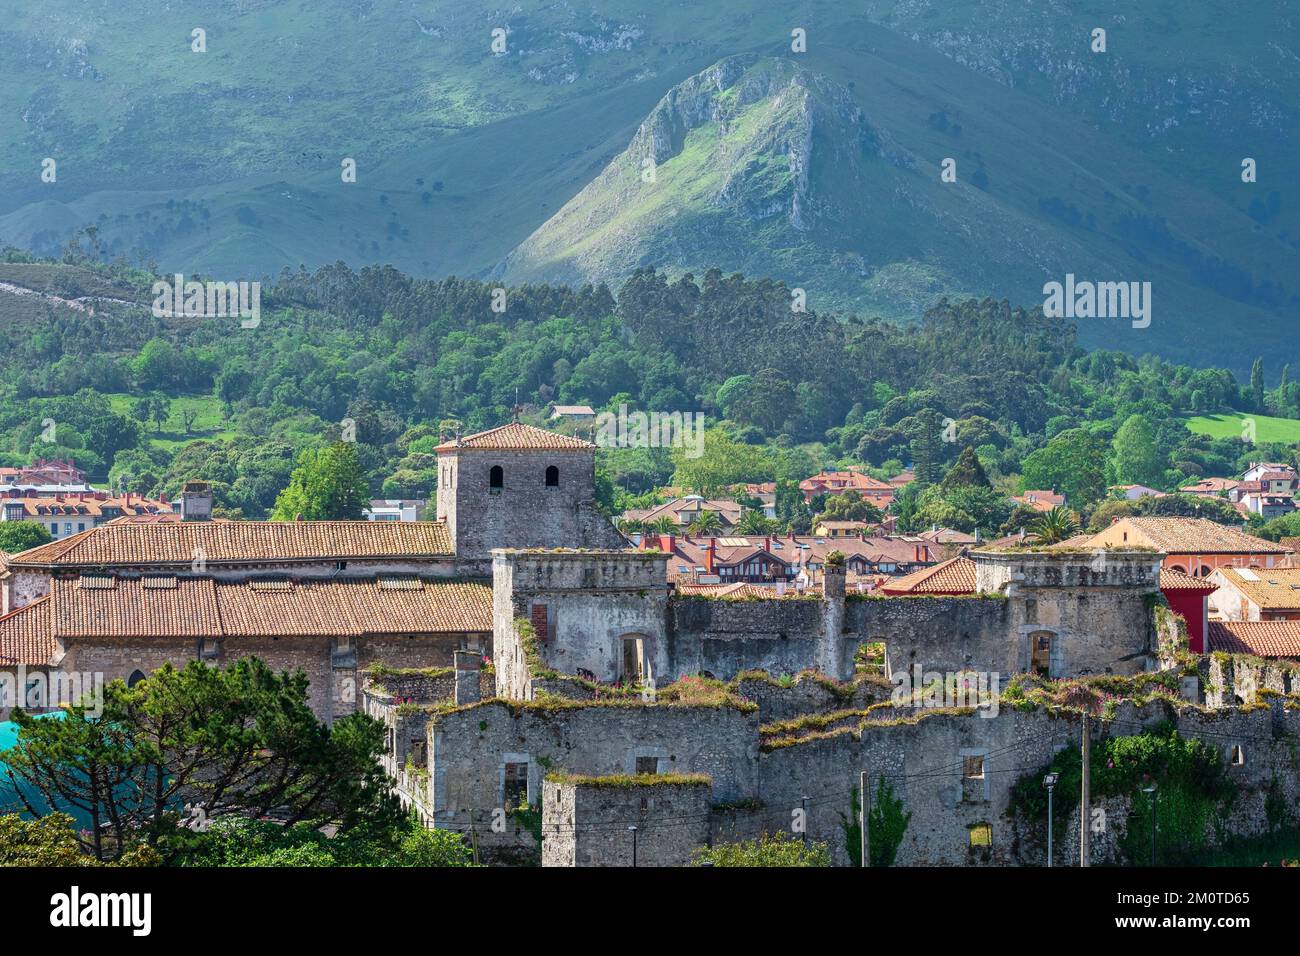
[2, 244, 1297, 538]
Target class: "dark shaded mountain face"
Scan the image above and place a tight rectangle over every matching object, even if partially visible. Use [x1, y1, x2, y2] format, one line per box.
[1, 1, 1295, 372]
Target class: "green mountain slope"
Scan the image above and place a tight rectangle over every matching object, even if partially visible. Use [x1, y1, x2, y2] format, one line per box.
[0, 1, 1296, 372]
[495, 45, 1296, 370]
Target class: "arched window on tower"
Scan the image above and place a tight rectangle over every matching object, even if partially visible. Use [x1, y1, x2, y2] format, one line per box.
[127, 670, 146, 688]
[545, 465, 559, 487]
[489, 465, 504, 494]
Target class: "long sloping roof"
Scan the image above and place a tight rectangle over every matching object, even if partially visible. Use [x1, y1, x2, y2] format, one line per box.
[1208, 621, 1300, 658]
[5, 521, 454, 569]
[0, 597, 55, 665]
[435, 421, 594, 452]
[879, 556, 977, 595]
[44, 576, 492, 639]
[1213, 566, 1300, 608]
[1095, 517, 1291, 554]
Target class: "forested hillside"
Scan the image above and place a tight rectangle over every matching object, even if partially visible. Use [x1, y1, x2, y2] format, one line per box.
[1, 250, 1292, 533]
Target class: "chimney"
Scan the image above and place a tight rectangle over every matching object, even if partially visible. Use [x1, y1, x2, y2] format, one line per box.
[706, 539, 715, 575]
[659, 533, 676, 553]
[453, 650, 482, 706]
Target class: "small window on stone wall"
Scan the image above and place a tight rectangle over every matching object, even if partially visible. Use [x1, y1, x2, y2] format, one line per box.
[489, 465, 504, 493]
[504, 761, 529, 808]
[963, 755, 985, 779]
[1230, 745, 1245, 766]
[545, 465, 559, 487]
[635, 756, 658, 775]
[968, 823, 992, 847]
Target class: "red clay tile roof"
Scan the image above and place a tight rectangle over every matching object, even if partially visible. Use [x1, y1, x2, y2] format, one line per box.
[0, 597, 55, 665]
[880, 556, 977, 595]
[5, 521, 454, 569]
[1159, 568, 1217, 591]
[1207, 621, 1300, 658]
[44, 576, 491, 640]
[1088, 517, 1292, 555]
[1180, 477, 1239, 494]
[434, 422, 594, 452]
[1211, 567, 1300, 608]
[675, 582, 786, 599]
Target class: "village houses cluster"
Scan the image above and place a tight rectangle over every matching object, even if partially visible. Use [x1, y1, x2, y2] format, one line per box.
[2, 424, 1299, 866]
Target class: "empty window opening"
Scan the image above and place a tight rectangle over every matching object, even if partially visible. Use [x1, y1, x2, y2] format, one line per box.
[969, 824, 992, 847]
[489, 465, 504, 493]
[1230, 745, 1245, 766]
[635, 756, 658, 775]
[621, 636, 646, 682]
[545, 465, 559, 487]
[1031, 632, 1052, 677]
[127, 670, 146, 688]
[504, 761, 529, 808]
[963, 755, 985, 779]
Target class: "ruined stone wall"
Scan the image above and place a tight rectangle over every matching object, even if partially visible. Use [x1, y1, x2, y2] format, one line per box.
[64, 629, 487, 724]
[542, 779, 712, 867]
[427, 698, 759, 849]
[733, 672, 891, 722]
[1206, 654, 1300, 708]
[494, 549, 1160, 695]
[746, 700, 1300, 867]
[493, 550, 671, 696]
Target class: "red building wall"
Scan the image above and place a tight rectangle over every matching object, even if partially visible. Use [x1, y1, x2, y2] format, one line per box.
[1162, 586, 1211, 654]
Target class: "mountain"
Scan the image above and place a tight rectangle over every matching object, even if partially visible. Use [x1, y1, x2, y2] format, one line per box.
[0, 1, 1297, 372]
[496, 49, 1295, 369]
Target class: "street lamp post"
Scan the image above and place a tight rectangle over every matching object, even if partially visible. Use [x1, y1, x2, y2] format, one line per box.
[1043, 772, 1059, 868]
[1141, 784, 1157, 866]
[628, 825, 638, 867]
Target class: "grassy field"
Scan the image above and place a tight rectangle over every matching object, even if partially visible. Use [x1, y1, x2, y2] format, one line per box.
[104, 393, 236, 451]
[1184, 412, 1300, 444]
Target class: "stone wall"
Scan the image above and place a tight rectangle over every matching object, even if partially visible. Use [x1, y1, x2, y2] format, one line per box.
[64, 629, 490, 724]
[493, 549, 671, 697]
[1206, 653, 1300, 708]
[542, 777, 712, 867]
[747, 699, 1300, 867]
[426, 697, 759, 849]
[498, 548, 1160, 696]
[439, 448, 625, 565]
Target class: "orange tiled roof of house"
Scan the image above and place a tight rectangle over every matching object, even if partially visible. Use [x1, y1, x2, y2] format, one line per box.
[1158, 568, 1217, 591]
[0, 493, 171, 518]
[0, 596, 54, 665]
[879, 556, 977, 595]
[5, 520, 455, 569]
[434, 421, 594, 452]
[675, 582, 786, 599]
[1212, 566, 1300, 609]
[888, 470, 915, 487]
[623, 497, 744, 528]
[1012, 490, 1066, 512]
[46, 576, 491, 639]
[799, 470, 893, 493]
[1207, 621, 1300, 658]
[1088, 517, 1290, 555]
[1180, 477, 1239, 494]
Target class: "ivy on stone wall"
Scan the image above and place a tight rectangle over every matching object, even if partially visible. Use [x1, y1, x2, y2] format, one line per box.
[1010, 722, 1231, 864]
